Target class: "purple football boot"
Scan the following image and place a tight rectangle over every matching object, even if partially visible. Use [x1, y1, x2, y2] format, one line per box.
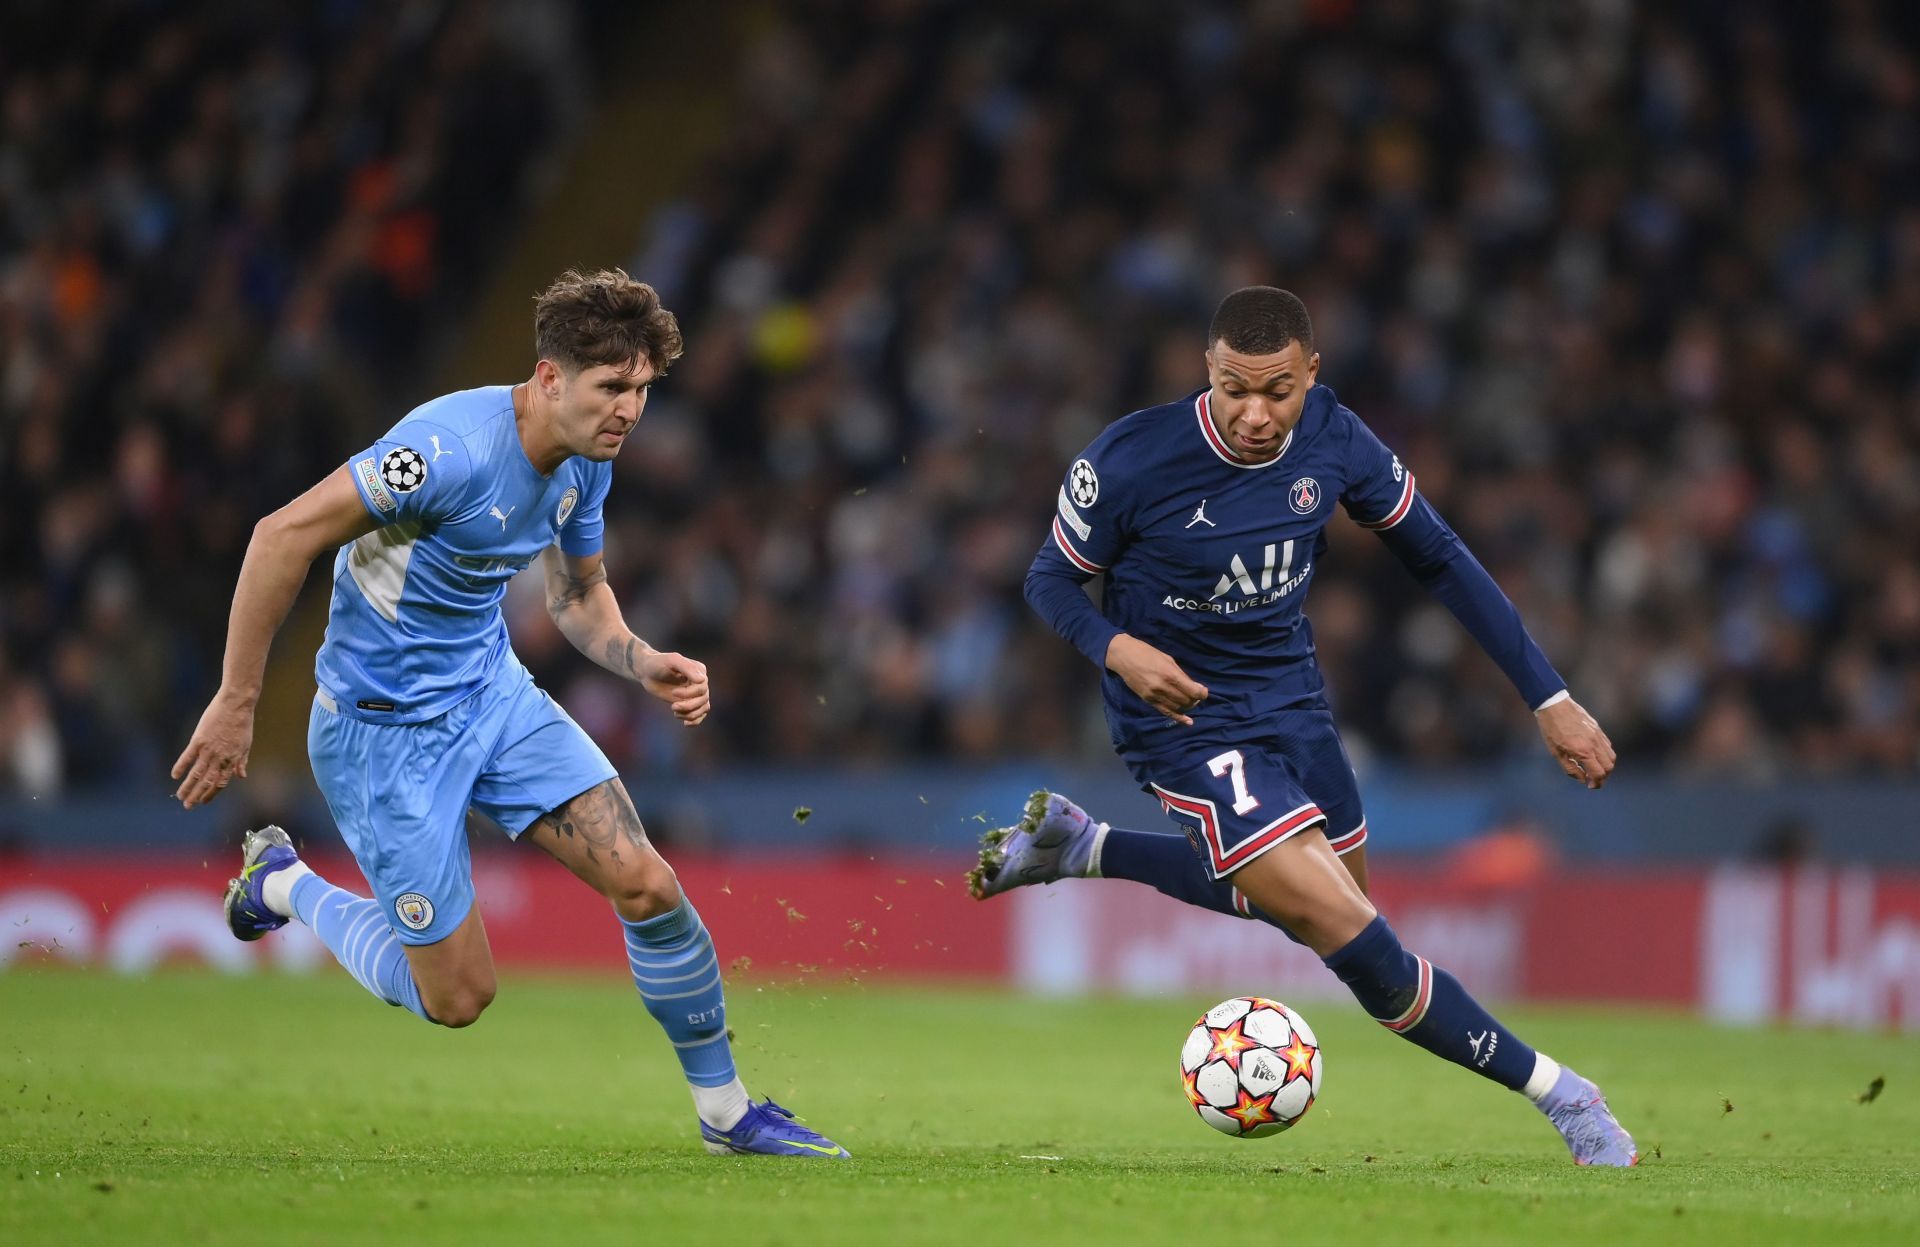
[967, 791, 1104, 899]
[1537, 1066, 1639, 1166]
[701, 1099, 850, 1158]
[222, 825, 300, 941]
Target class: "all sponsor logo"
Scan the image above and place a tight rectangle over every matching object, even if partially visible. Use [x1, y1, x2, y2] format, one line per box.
[394, 892, 435, 930]
[356, 457, 397, 514]
[1161, 539, 1310, 614]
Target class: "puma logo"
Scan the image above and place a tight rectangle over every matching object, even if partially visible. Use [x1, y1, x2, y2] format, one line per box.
[489, 504, 516, 531]
[431, 435, 454, 460]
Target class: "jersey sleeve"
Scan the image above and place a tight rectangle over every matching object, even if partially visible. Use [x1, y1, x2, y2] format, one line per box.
[1024, 433, 1136, 667]
[1040, 442, 1132, 576]
[1337, 409, 1418, 532]
[558, 464, 612, 556]
[346, 420, 477, 526]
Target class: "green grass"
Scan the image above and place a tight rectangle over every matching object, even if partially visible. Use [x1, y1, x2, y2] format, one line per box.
[2, 969, 1915, 1246]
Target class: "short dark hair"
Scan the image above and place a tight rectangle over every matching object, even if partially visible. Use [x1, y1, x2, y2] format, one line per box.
[534, 268, 684, 376]
[1208, 286, 1314, 355]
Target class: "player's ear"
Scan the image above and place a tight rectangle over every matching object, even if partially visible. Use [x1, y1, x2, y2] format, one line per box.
[1306, 351, 1320, 383]
[535, 358, 564, 400]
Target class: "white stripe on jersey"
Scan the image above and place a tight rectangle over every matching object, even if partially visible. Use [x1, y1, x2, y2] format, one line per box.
[347, 522, 422, 623]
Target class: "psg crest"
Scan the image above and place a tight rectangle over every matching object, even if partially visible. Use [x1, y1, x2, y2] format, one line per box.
[1289, 476, 1320, 515]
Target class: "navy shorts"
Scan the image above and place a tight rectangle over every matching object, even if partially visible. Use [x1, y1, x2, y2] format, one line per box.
[308, 658, 617, 945]
[1123, 707, 1367, 880]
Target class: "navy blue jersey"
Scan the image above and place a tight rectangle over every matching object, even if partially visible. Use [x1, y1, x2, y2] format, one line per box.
[1026, 384, 1564, 758]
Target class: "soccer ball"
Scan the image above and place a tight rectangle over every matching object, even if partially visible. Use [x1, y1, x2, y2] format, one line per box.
[1179, 996, 1322, 1138]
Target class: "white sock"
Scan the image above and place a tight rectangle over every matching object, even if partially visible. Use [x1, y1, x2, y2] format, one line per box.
[262, 860, 314, 919]
[1086, 822, 1110, 877]
[1522, 1052, 1563, 1103]
[692, 1077, 751, 1130]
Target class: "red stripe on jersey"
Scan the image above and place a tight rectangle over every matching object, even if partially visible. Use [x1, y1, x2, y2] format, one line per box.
[1359, 473, 1416, 529]
[1051, 516, 1105, 573]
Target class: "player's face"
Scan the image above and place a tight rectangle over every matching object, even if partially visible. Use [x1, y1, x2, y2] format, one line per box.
[1205, 340, 1320, 462]
[556, 357, 657, 461]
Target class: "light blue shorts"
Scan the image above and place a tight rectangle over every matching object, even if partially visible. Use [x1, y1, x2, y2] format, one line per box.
[307, 659, 617, 945]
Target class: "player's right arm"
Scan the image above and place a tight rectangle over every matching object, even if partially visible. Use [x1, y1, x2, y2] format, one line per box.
[1023, 437, 1209, 726]
[171, 467, 379, 809]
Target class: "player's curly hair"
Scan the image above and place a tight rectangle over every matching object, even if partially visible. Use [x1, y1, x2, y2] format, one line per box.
[1209, 286, 1314, 356]
[534, 268, 684, 376]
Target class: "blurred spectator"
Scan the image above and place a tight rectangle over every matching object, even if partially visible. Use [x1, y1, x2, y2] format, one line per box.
[6, 0, 1920, 793]
[0, 0, 594, 792]
[569, 0, 1920, 777]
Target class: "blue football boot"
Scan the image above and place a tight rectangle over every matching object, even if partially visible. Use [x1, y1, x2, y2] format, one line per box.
[967, 791, 1103, 899]
[1537, 1067, 1639, 1166]
[701, 1099, 850, 1158]
[222, 825, 300, 941]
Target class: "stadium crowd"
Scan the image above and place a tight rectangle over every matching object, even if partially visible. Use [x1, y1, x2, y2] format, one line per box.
[0, 0, 590, 794]
[6, 0, 1920, 796]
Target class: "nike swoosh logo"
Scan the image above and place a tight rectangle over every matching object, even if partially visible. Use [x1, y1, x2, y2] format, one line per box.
[780, 1139, 846, 1155]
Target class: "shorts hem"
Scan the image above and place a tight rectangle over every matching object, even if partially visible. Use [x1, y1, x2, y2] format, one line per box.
[1327, 820, 1368, 855]
[389, 891, 474, 947]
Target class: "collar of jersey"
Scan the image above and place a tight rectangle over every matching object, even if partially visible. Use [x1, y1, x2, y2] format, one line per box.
[1195, 390, 1294, 469]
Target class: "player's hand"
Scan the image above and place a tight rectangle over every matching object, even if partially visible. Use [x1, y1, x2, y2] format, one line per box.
[1106, 634, 1209, 727]
[171, 689, 256, 809]
[637, 651, 710, 726]
[1536, 695, 1615, 789]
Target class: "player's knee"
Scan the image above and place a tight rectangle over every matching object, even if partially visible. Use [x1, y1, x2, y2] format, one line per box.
[606, 857, 682, 924]
[424, 976, 497, 1028]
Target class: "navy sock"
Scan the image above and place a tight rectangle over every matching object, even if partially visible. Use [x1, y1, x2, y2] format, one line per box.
[1099, 827, 1306, 945]
[1323, 914, 1536, 1090]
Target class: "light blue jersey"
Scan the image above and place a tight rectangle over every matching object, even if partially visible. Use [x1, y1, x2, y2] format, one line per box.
[316, 385, 611, 724]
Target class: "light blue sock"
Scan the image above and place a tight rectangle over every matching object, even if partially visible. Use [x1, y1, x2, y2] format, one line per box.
[290, 873, 432, 1022]
[624, 898, 738, 1090]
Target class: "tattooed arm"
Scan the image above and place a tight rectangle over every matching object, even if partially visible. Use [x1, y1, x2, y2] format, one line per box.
[541, 546, 710, 725]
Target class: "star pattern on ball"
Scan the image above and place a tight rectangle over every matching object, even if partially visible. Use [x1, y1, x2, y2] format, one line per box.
[1280, 1034, 1316, 1084]
[1181, 1067, 1205, 1108]
[1205, 1019, 1259, 1071]
[1223, 1087, 1280, 1133]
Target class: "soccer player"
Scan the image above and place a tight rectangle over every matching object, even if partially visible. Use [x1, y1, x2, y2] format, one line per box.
[972, 286, 1636, 1166]
[171, 269, 847, 1159]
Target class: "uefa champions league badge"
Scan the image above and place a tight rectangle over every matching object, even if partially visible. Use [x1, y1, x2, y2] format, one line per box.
[1289, 477, 1320, 515]
[394, 892, 434, 930]
[1070, 458, 1100, 507]
[556, 485, 579, 528]
[381, 447, 427, 493]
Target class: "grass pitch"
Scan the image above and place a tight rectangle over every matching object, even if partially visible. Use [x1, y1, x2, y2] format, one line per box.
[3, 969, 1916, 1246]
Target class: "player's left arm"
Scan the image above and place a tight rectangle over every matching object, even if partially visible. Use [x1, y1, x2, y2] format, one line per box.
[542, 546, 709, 726]
[1340, 419, 1614, 788]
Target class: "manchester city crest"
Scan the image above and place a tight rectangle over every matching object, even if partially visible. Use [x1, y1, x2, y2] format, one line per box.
[1289, 477, 1320, 515]
[556, 485, 579, 528]
[395, 892, 435, 930]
